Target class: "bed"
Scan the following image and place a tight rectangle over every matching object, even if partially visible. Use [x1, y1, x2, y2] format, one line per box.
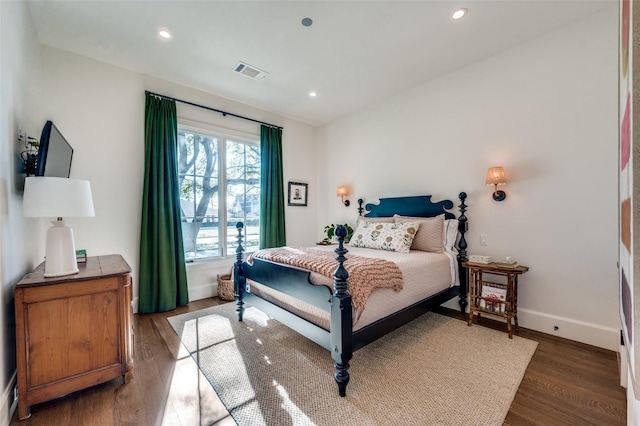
[233, 192, 469, 397]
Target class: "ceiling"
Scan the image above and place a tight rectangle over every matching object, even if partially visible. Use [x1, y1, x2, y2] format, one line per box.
[26, 0, 614, 126]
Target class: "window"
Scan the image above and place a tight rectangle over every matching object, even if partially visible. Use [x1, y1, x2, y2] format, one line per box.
[178, 126, 260, 261]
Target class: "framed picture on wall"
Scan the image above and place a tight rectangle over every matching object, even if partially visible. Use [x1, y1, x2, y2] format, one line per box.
[288, 182, 308, 206]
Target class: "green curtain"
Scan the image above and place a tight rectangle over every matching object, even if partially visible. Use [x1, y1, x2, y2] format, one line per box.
[138, 94, 189, 313]
[259, 125, 286, 248]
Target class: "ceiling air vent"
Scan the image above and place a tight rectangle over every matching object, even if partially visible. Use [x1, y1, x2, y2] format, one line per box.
[233, 62, 269, 80]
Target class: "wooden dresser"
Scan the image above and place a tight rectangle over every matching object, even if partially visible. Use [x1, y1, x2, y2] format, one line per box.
[14, 254, 134, 420]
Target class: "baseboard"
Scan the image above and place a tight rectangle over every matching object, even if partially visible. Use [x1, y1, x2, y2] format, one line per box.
[1, 372, 17, 426]
[517, 308, 619, 351]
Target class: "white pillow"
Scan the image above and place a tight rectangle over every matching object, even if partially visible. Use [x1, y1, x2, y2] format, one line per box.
[394, 214, 444, 253]
[349, 221, 420, 253]
[444, 218, 459, 253]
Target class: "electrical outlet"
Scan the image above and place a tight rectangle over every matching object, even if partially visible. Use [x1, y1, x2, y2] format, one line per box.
[480, 234, 488, 246]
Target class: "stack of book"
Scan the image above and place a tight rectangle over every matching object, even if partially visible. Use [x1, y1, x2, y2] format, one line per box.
[469, 254, 492, 264]
[76, 249, 87, 264]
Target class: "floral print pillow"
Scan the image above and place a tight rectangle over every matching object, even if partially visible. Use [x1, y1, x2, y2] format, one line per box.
[349, 221, 420, 253]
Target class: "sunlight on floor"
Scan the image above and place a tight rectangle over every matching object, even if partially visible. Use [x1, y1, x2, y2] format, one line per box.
[273, 380, 317, 426]
[163, 305, 330, 425]
[166, 309, 279, 424]
[160, 356, 201, 426]
[246, 307, 271, 327]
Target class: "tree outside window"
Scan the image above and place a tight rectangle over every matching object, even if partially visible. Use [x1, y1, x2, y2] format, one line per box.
[178, 128, 260, 260]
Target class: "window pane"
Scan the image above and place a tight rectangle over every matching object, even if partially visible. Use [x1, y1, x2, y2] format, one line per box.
[226, 140, 260, 255]
[178, 130, 221, 260]
[178, 128, 259, 260]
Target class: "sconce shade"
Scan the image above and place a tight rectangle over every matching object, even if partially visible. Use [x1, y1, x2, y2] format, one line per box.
[23, 177, 95, 277]
[485, 167, 507, 202]
[486, 167, 507, 186]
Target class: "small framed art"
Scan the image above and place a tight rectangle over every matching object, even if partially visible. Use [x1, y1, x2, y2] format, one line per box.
[288, 182, 308, 206]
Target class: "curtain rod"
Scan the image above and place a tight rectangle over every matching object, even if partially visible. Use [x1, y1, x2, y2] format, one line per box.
[145, 90, 283, 130]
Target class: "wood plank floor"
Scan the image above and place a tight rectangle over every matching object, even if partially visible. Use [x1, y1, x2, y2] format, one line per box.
[10, 297, 626, 425]
[437, 308, 627, 425]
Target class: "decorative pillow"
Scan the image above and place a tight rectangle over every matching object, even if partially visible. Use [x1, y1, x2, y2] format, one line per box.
[394, 214, 445, 253]
[444, 219, 459, 253]
[349, 221, 420, 253]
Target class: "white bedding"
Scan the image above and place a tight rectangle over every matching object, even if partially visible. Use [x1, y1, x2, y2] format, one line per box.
[247, 245, 458, 331]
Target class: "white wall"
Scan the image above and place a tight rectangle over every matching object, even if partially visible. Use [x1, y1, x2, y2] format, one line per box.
[0, 2, 47, 424]
[318, 7, 620, 350]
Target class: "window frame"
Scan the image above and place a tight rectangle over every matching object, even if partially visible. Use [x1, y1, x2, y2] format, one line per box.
[178, 120, 260, 262]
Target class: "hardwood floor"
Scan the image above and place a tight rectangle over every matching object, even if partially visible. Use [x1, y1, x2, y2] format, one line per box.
[10, 298, 626, 425]
[437, 308, 627, 425]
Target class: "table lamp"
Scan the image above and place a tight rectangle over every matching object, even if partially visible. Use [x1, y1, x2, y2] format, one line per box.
[23, 177, 95, 277]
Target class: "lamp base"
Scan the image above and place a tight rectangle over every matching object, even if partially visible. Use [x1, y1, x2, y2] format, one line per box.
[492, 190, 506, 202]
[44, 219, 79, 278]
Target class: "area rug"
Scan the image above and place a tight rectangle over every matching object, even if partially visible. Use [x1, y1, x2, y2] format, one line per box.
[167, 303, 537, 426]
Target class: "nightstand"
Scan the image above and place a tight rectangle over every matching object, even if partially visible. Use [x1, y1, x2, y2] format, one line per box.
[463, 261, 530, 338]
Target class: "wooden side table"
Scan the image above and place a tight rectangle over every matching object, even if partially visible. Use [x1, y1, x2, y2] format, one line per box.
[14, 255, 134, 419]
[464, 261, 530, 338]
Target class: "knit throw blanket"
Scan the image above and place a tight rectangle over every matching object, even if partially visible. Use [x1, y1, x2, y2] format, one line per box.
[249, 246, 403, 311]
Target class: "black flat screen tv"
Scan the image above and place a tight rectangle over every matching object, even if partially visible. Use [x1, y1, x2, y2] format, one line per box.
[36, 120, 73, 177]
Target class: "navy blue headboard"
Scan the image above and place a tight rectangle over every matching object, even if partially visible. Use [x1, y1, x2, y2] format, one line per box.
[359, 195, 456, 220]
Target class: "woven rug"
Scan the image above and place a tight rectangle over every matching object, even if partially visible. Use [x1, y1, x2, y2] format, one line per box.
[167, 303, 537, 426]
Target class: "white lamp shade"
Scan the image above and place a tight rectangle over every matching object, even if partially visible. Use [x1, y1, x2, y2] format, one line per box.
[23, 177, 95, 218]
[23, 177, 95, 277]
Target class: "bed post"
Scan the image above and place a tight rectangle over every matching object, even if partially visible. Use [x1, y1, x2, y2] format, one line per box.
[331, 225, 352, 397]
[457, 192, 469, 314]
[234, 222, 246, 321]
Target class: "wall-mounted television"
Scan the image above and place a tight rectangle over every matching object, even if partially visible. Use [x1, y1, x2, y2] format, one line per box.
[36, 121, 73, 177]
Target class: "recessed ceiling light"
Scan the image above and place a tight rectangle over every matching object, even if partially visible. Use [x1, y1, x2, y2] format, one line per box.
[452, 8, 467, 20]
[302, 17, 313, 27]
[158, 28, 172, 40]
[309, 91, 317, 97]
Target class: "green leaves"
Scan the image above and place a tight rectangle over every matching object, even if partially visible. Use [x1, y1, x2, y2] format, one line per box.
[322, 223, 354, 243]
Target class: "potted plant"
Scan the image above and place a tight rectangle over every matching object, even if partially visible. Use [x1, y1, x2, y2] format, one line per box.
[320, 223, 354, 244]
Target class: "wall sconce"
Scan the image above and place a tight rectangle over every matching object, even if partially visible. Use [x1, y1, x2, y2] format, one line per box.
[486, 166, 507, 201]
[337, 186, 350, 207]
